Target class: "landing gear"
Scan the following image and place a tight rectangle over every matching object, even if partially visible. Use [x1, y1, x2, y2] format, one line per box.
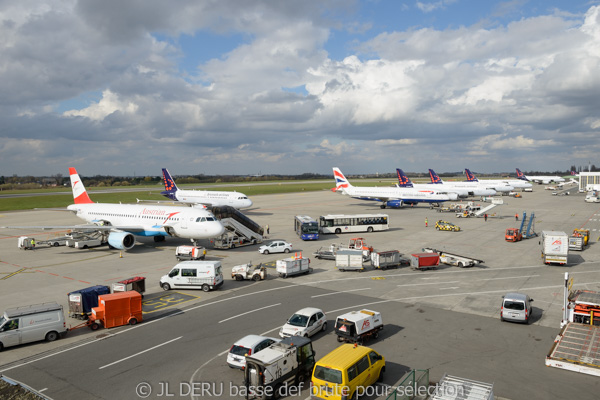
[154, 236, 165, 242]
[380, 204, 387, 209]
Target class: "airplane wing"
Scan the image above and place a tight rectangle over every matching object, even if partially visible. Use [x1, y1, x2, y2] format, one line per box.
[0, 224, 150, 233]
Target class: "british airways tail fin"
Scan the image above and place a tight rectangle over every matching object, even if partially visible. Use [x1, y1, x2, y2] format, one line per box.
[332, 167, 353, 192]
[428, 169, 443, 184]
[464, 169, 478, 182]
[516, 168, 528, 181]
[69, 167, 93, 204]
[396, 169, 414, 188]
[161, 168, 179, 200]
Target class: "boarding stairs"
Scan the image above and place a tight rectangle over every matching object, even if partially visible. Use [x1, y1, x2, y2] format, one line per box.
[519, 212, 537, 239]
[473, 197, 504, 217]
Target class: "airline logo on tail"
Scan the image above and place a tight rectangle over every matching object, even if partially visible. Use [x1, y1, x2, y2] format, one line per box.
[464, 169, 478, 182]
[516, 168, 528, 180]
[332, 168, 350, 192]
[396, 169, 414, 188]
[161, 168, 178, 200]
[69, 167, 93, 204]
[429, 169, 443, 184]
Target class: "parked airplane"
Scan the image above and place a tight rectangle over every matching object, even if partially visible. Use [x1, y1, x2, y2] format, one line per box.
[1, 168, 225, 250]
[161, 168, 253, 209]
[463, 169, 518, 192]
[428, 169, 496, 197]
[333, 168, 451, 208]
[516, 168, 565, 184]
[395, 169, 460, 199]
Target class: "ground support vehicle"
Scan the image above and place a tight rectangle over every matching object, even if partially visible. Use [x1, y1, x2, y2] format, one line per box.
[18, 235, 70, 248]
[336, 249, 365, 272]
[431, 374, 494, 400]
[569, 229, 589, 251]
[243, 336, 315, 399]
[213, 232, 258, 249]
[67, 285, 111, 320]
[568, 290, 600, 325]
[212, 205, 264, 247]
[232, 262, 267, 281]
[88, 291, 143, 330]
[175, 245, 206, 260]
[160, 260, 224, 292]
[0, 303, 67, 351]
[111, 276, 146, 297]
[541, 230, 569, 265]
[422, 248, 484, 268]
[546, 322, 600, 377]
[505, 228, 523, 242]
[276, 256, 311, 278]
[347, 237, 373, 258]
[334, 309, 383, 344]
[456, 198, 503, 218]
[313, 243, 343, 260]
[518, 211, 537, 239]
[435, 220, 460, 231]
[410, 253, 440, 270]
[370, 250, 410, 270]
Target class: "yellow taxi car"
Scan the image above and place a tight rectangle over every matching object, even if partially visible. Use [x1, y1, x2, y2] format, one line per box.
[435, 220, 460, 232]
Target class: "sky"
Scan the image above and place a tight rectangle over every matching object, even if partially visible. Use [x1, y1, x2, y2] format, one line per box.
[1, 0, 599, 177]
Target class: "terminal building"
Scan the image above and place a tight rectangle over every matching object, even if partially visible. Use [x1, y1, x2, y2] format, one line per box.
[578, 172, 600, 191]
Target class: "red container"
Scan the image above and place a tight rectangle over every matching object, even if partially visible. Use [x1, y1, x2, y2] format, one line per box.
[410, 253, 440, 269]
[91, 291, 143, 328]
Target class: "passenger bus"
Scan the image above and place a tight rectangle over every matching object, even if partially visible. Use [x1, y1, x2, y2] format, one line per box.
[319, 214, 390, 234]
[294, 215, 320, 240]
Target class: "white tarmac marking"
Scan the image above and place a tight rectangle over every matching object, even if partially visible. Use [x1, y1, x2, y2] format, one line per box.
[311, 288, 371, 298]
[397, 281, 459, 287]
[98, 336, 182, 370]
[440, 287, 459, 290]
[219, 303, 281, 324]
[478, 275, 540, 281]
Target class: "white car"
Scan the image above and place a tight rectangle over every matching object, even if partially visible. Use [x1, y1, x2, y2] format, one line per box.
[258, 240, 292, 255]
[279, 307, 327, 338]
[226, 335, 280, 369]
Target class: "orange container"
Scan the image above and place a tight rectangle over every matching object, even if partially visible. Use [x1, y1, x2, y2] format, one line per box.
[91, 291, 143, 328]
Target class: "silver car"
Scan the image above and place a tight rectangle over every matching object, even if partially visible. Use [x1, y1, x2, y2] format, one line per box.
[501, 292, 533, 324]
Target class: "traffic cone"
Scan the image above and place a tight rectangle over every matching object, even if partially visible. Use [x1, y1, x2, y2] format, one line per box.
[120, 251, 123, 258]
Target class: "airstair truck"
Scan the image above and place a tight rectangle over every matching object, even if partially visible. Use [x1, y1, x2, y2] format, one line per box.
[541, 231, 569, 265]
[243, 336, 316, 399]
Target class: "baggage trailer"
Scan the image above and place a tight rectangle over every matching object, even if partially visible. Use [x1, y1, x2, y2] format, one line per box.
[336, 249, 365, 272]
[546, 323, 600, 377]
[423, 248, 484, 268]
[175, 245, 206, 260]
[370, 250, 410, 270]
[334, 309, 383, 344]
[276, 256, 311, 278]
[410, 252, 440, 270]
[313, 243, 343, 260]
[430, 374, 494, 400]
[89, 291, 143, 330]
[67, 285, 111, 320]
[111, 276, 146, 297]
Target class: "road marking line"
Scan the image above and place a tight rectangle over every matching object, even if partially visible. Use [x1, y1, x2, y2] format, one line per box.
[397, 281, 459, 287]
[478, 275, 540, 281]
[98, 336, 182, 370]
[440, 287, 459, 290]
[219, 303, 281, 324]
[311, 288, 371, 298]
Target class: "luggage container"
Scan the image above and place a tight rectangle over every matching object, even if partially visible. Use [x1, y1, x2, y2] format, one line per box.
[111, 276, 146, 297]
[334, 309, 384, 344]
[175, 245, 206, 261]
[276, 256, 311, 278]
[67, 285, 111, 320]
[89, 291, 143, 330]
[370, 250, 409, 270]
[336, 249, 365, 272]
[410, 252, 440, 270]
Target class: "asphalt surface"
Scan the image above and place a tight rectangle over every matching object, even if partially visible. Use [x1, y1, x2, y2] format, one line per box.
[0, 185, 599, 399]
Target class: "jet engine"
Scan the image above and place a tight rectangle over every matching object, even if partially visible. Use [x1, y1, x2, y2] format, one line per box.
[107, 232, 136, 250]
[386, 199, 404, 208]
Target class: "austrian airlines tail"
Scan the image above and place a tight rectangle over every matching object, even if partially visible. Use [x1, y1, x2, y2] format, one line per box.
[69, 167, 93, 204]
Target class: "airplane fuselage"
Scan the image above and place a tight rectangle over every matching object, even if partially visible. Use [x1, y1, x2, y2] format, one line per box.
[67, 203, 225, 239]
[173, 189, 253, 209]
[345, 186, 450, 204]
[430, 182, 496, 197]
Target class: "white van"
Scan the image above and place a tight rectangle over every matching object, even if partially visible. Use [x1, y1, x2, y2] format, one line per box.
[0, 303, 67, 351]
[159, 260, 224, 292]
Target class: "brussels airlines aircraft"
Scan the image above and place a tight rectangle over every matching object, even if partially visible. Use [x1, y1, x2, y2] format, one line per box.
[462, 169, 514, 192]
[516, 168, 565, 184]
[1, 168, 225, 250]
[464, 169, 531, 190]
[161, 168, 253, 209]
[333, 168, 450, 208]
[396, 168, 496, 200]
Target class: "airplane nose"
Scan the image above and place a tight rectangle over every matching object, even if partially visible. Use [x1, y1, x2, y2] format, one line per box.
[212, 222, 225, 237]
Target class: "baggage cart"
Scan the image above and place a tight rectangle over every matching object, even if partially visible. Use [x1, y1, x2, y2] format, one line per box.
[410, 252, 440, 270]
[276, 256, 311, 278]
[111, 276, 146, 297]
[89, 291, 143, 330]
[370, 250, 410, 270]
[67, 285, 111, 320]
[336, 249, 365, 272]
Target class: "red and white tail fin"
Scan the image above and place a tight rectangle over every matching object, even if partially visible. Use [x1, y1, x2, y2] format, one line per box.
[69, 167, 93, 204]
[332, 167, 353, 193]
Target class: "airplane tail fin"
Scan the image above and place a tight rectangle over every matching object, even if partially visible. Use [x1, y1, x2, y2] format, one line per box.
[161, 168, 179, 200]
[332, 167, 352, 192]
[69, 167, 93, 204]
[396, 169, 414, 188]
[516, 168, 528, 181]
[428, 169, 443, 184]
[464, 169, 478, 182]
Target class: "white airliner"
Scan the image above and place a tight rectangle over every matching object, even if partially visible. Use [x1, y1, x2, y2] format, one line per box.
[1, 168, 225, 250]
[464, 169, 527, 190]
[333, 168, 452, 208]
[427, 169, 497, 197]
[396, 168, 480, 199]
[161, 168, 252, 209]
[516, 168, 565, 184]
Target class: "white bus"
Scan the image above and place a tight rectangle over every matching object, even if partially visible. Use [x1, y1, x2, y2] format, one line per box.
[319, 214, 389, 234]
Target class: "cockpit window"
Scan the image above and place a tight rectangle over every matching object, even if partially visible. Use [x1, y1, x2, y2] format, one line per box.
[196, 217, 206, 222]
[206, 217, 215, 222]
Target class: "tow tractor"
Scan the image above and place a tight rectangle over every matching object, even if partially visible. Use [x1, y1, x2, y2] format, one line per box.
[505, 228, 522, 242]
[423, 248, 484, 268]
[348, 237, 374, 258]
[569, 228, 590, 251]
[231, 262, 267, 281]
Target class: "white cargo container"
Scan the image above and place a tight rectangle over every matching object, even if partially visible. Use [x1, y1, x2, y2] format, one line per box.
[334, 309, 383, 344]
[276, 257, 311, 278]
[336, 249, 365, 272]
[541, 231, 569, 265]
[175, 245, 206, 261]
